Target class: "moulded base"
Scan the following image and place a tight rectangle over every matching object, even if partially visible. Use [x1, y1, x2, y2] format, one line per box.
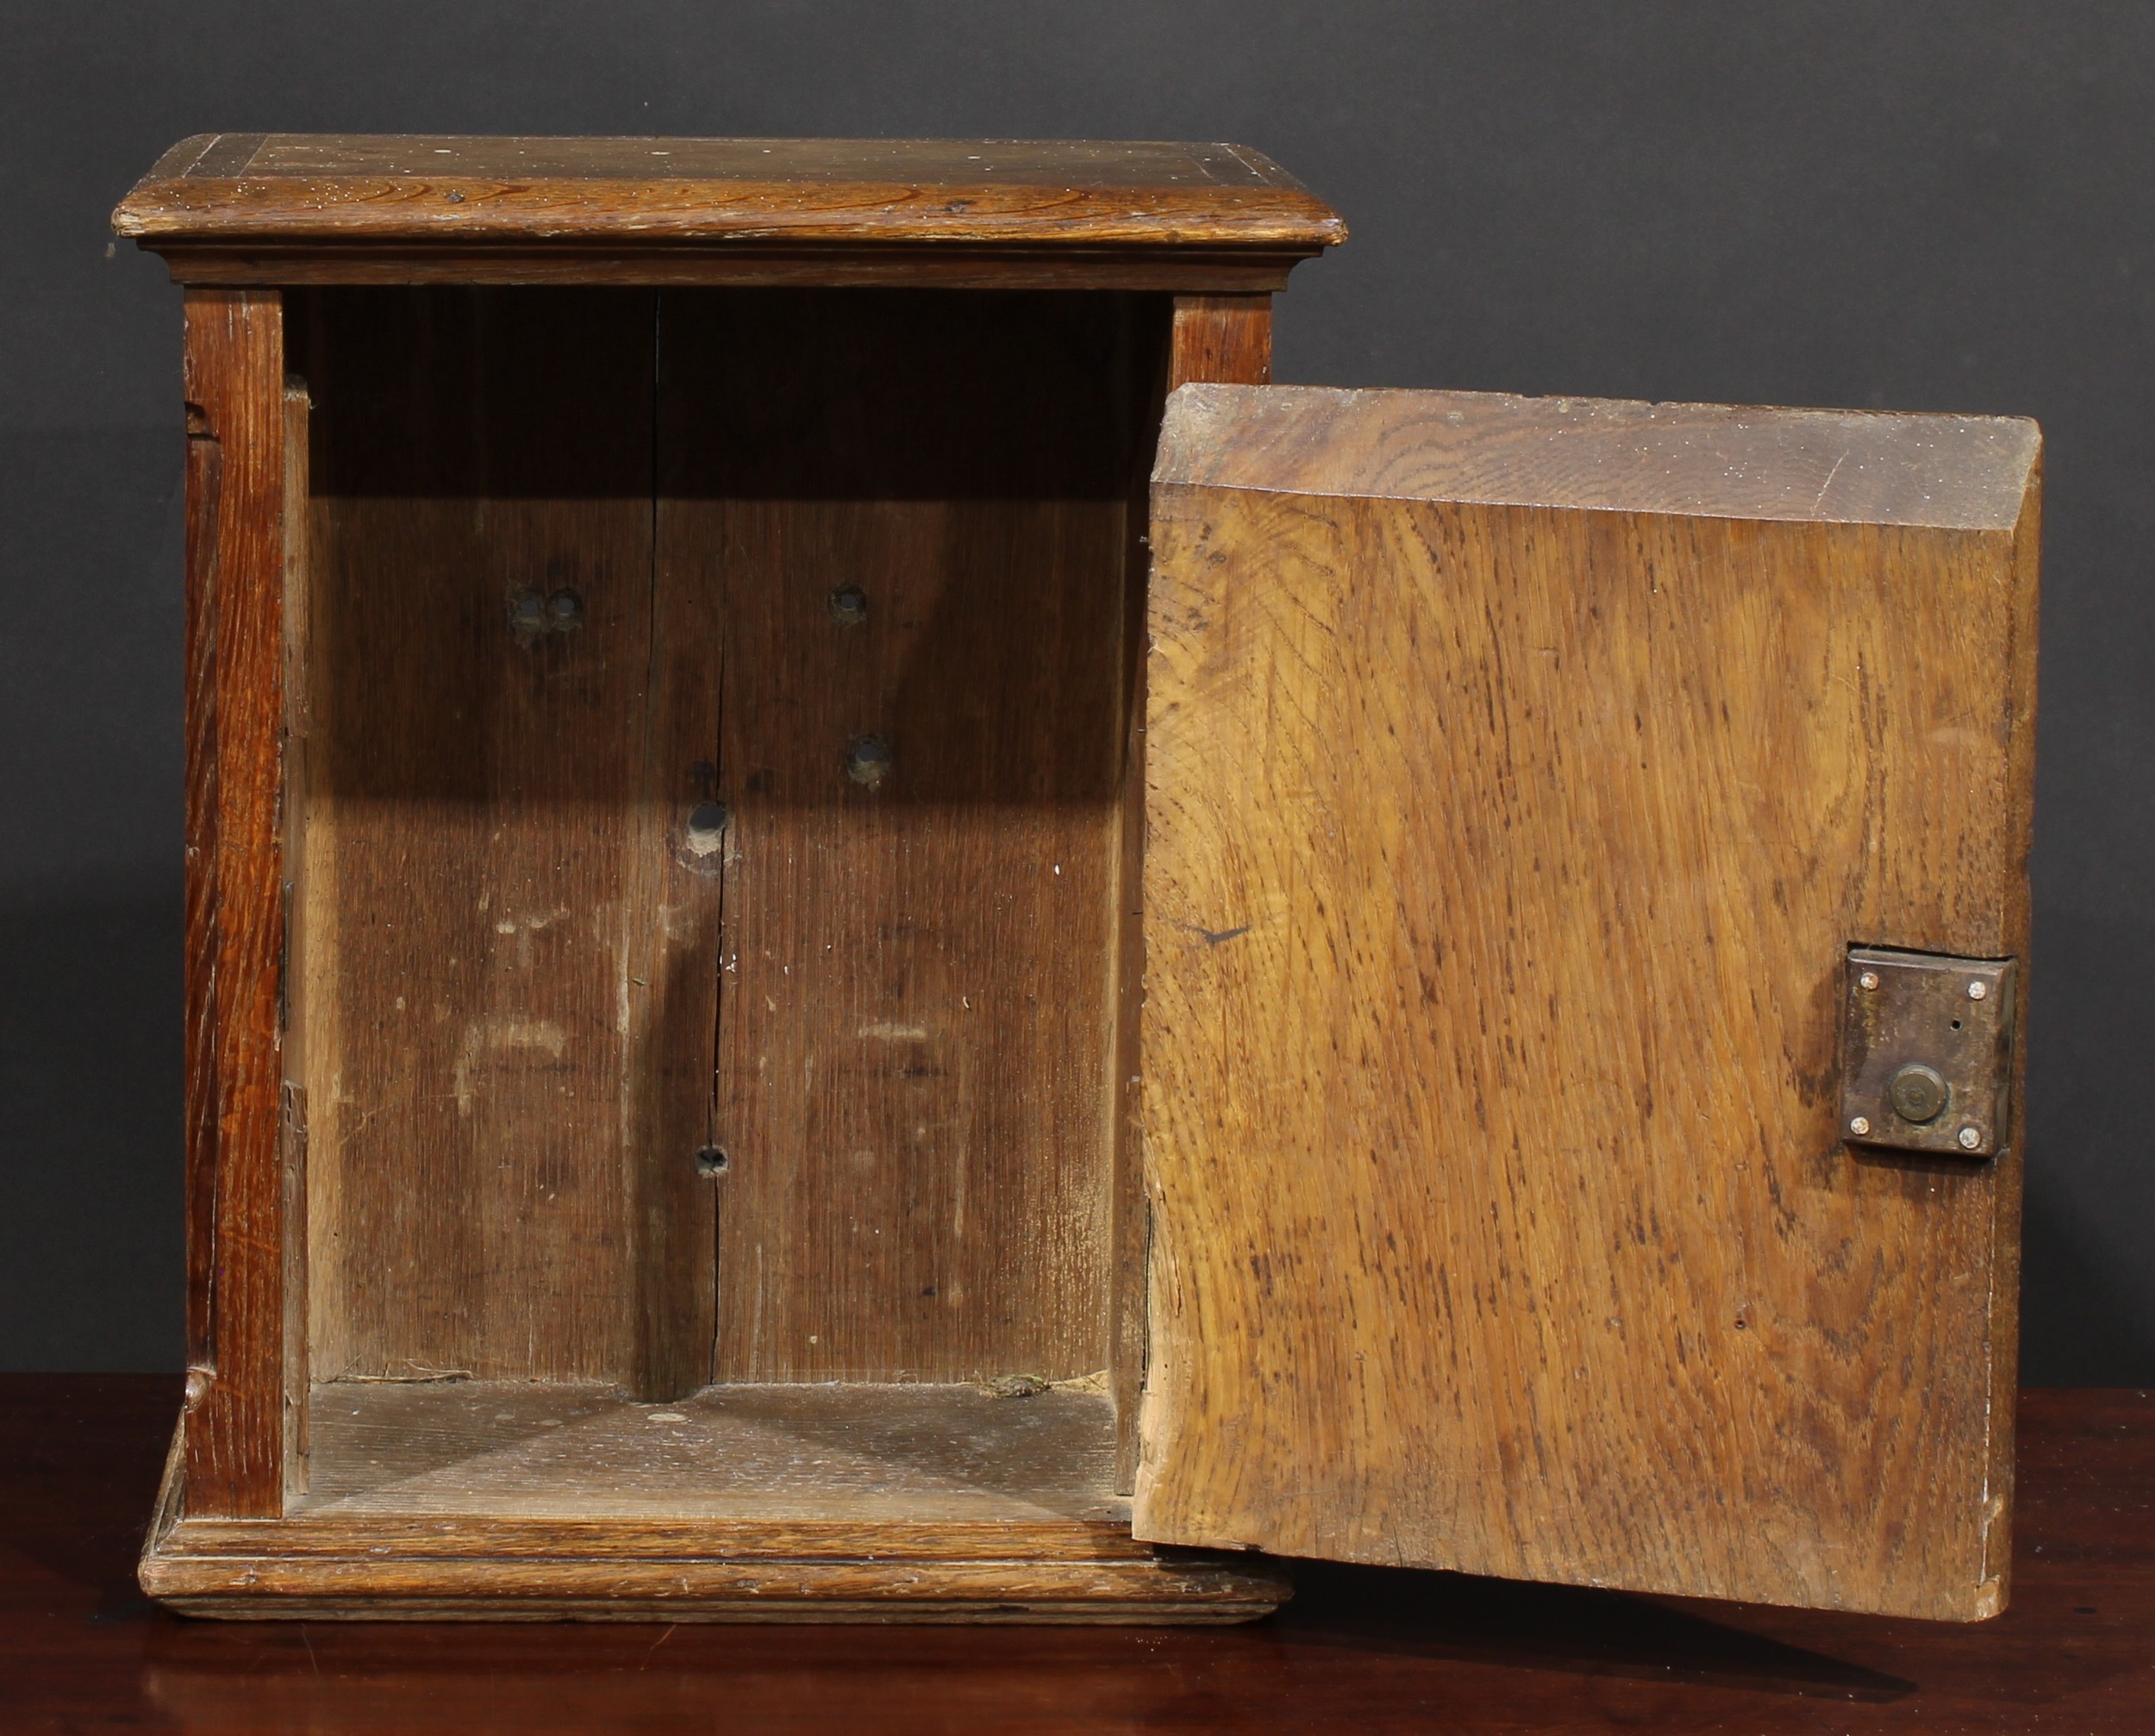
[140, 1381, 1287, 1623]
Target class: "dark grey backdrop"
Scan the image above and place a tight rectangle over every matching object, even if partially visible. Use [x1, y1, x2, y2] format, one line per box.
[4, 3, 2149, 1378]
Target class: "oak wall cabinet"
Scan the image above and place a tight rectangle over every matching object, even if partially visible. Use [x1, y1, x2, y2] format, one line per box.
[115, 135, 2039, 1624]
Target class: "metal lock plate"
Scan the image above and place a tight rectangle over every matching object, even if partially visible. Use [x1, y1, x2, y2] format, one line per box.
[1840, 947, 2015, 1157]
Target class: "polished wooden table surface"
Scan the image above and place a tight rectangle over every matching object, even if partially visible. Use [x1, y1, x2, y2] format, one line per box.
[3, 1377, 2148, 1733]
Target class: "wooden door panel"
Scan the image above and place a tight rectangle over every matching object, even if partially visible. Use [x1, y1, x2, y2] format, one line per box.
[1135, 385, 2039, 1620]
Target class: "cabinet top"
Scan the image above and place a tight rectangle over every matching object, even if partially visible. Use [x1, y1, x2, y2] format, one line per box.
[114, 134, 1346, 290]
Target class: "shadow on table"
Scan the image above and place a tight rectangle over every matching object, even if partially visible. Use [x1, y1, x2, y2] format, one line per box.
[1271, 1557, 1915, 1702]
[127, 1558, 1912, 1734]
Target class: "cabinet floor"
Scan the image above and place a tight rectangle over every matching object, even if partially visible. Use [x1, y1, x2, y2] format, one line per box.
[296, 1378, 1127, 1522]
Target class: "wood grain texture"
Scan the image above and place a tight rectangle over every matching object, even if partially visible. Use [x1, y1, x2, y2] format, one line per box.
[287, 288, 695, 1388]
[1135, 384, 2040, 1620]
[179, 288, 289, 1519]
[112, 135, 1343, 253]
[1167, 294, 1274, 389]
[1109, 293, 1275, 1492]
[665, 289, 1158, 1385]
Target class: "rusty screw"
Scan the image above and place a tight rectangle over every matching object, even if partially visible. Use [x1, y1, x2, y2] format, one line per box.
[1858, 970, 1880, 991]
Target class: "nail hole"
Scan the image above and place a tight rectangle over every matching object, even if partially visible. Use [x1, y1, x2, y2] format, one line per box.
[828, 585, 869, 625]
[694, 1145, 729, 1177]
[684, 802, 729, 856]
[846, 734, 893, 789]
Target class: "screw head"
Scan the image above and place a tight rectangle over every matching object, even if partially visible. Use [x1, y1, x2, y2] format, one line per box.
[1848, 1115, 1872, 1138]
[1858, 970, 1880, 991]
[828, 585, 869, 626]
[1967, 980, 1988, 1001]
[1887, 1062, 1950, 1125]
[547, 588, 584, 627]
[1958, 1125, 1983, 1151]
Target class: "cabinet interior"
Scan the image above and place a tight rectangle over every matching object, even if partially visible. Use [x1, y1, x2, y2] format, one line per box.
[281, 284, 1170, 1517]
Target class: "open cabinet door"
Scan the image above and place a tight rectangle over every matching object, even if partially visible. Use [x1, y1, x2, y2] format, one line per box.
[1135, 384, 2039, 1620]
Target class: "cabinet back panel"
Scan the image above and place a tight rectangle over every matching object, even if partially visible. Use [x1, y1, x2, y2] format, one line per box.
[665, 289, 1163, 1383]
[290, 287, 691, 1384]
[291, 286, 1158, 1391]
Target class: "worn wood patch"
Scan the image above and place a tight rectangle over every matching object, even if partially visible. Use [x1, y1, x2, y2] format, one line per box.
[295, 1379, 1124, 1522]
[290, 287, 675, 1386]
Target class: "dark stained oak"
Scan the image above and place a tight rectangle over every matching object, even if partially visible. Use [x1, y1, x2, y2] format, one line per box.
[113, 135, 1346, 290]
[180, 289, 290, 1519]
[3, 1377, 2150, 1732]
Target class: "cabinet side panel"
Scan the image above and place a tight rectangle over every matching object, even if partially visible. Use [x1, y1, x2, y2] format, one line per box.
[673, 289, 1140, 1383]
[293, 288, 659, 1383]
[1167, 295, 1272, 390]
[1108, 293, 1271, 1491]
[180, 288, 287, 1517]
[1138, 442, 2036, 1617]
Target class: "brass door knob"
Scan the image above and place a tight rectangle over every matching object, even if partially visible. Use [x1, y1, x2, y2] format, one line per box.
[1887, 1062, 1950, 1125]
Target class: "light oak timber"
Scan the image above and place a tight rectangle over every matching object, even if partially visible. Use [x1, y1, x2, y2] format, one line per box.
[1108, 292, 1278, 1492]
[1136, 384, 2040, 1621]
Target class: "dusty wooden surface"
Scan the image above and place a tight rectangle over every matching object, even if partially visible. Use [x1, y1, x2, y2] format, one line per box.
[671, 288, 1151, 1386]
[289, 287, 665, 1389]
[1137, 384, 2040, 1620]
[179, 288, 290, 1519]
[112, 135, 1344, 290]
[293, 1380, 1125, 1521]
[9, 1377, 2152, 1729]
[138, 1377, 1281, 1622]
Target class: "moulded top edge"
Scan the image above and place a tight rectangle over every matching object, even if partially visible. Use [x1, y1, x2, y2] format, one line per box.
[1156, 384, 2041, 532]
[112, 134, 1347, 253]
